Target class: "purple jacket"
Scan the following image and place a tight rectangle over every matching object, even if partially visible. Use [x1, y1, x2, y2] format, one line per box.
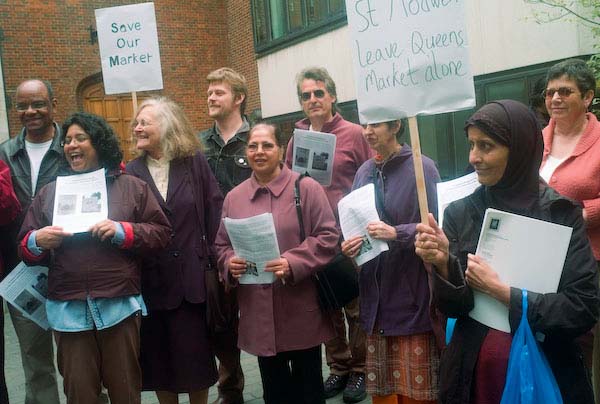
[215, 165, 338, 356]
[127, 152, 224, 311]
[285, 113, 373, 218]
[352, 144, 440, 336]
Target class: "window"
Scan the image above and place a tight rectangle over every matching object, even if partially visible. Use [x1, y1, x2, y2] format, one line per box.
[251, 0, 347, 55]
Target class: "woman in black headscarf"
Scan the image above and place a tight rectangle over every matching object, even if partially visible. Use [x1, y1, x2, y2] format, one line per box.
[415, 100, 599, 404]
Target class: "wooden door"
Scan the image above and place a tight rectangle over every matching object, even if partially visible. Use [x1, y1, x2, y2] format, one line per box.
[82, 82, 147, 162]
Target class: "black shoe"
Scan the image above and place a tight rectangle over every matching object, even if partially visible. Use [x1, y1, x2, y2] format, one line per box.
[343, 372, 367, 403]
[324, 373, 348, 398]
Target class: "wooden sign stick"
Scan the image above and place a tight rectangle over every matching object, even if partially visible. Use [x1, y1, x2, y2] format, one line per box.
[408, 116, 429, 225]
[131, 91, 138, 116]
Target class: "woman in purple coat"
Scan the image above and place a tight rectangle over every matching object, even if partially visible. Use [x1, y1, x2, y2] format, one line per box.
[215, 123, 339, 404]
[127, 97, 222, 404]
[341, 119, 440, 404]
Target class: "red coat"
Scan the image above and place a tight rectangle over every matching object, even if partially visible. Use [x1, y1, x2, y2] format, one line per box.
[18, 171, 171, 300]
[215, 166, 338, 356]
[0, 160, 21, 274]
[542, 113, 600, 259]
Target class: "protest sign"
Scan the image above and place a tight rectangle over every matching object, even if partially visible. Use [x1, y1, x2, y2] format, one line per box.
[345, 0, 475, 122]
[95, 2, 163, 95]
[345, 0, 476, 222]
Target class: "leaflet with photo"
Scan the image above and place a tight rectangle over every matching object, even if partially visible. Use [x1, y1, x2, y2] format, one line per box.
[338, 184, 389, 266]
[223, 213, 280, 284]
[52, 168, 108, 233]
[470, 208, 572, 332]
[0, 262, 49, 330]
[291, 129, 336, 186]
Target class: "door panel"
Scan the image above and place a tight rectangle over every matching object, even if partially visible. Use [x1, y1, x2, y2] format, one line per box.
[81, 82, 147, 163]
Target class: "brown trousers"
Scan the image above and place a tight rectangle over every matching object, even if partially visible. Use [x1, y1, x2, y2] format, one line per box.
[54, 313, 142, 404]
[325, 297, 367, 375]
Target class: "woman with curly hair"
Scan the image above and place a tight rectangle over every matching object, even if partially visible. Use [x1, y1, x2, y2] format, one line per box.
[18, 112, 171, 404]
[127, 97, 223, 404]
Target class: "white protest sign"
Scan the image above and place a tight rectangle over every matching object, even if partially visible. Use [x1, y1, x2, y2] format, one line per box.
[95, 2, 163, 94]
[345, 0, 476, 122]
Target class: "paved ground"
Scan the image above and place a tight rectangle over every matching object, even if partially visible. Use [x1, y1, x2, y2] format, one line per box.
[3, 305, 370, 403]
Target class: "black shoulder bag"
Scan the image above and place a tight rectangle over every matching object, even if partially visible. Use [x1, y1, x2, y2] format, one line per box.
[294, 175, 359, 311]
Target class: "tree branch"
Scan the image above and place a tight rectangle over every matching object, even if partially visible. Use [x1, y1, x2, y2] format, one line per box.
[526, 0, 600, 27]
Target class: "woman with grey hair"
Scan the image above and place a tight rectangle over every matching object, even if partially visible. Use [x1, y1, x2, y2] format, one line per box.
[127, 97, 223, 404]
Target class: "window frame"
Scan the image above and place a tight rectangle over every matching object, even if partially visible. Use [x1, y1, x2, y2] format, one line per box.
[251, 0, 347, 57]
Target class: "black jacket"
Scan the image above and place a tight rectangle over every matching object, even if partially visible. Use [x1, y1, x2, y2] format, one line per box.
[434, 184, 599, 404]
[198, 118, 251, 196]
[0, 124, 68, 270]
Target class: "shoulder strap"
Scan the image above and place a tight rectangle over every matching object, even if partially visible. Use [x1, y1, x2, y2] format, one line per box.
[294, 174, 306, 241]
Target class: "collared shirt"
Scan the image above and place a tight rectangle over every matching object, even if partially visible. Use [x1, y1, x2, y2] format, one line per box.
[198, 117, 252, 195]
[46, 295, 146, 332]
[146, 156, 170, 201]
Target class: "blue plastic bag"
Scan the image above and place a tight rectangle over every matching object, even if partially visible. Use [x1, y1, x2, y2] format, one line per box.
[446, 318, 456, 345]
[500, 289, 563, 404]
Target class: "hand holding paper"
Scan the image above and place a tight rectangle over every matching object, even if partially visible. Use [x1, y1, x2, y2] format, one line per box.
[366, 221, 396, 241]
[35, 226, 73, 250]
[264, 257, 291, 283]
[465, 253, 510, 305]
[228, 256, 248, 280]
[341, 236, 363, 258]
[89, 219, 117, 241]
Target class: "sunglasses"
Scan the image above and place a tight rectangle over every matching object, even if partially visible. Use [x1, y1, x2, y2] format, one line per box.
[300, 89, 326, 101]
[543, 87, 578, 99]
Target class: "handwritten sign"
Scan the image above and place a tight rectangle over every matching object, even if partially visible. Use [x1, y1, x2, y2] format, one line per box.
[345, 0, 475, 122]
[95, 2, 163, 94]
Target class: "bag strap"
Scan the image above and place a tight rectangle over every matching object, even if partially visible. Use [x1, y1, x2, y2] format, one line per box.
[522, 289, 528, 315]
[294, 174, 307, 241]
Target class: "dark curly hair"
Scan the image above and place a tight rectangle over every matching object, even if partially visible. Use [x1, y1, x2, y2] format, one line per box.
[62, 112, 123, 170]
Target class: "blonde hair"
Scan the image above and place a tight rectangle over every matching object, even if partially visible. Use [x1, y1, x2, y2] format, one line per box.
[206, 67, 248, 114]
[132, 97, 201, 160]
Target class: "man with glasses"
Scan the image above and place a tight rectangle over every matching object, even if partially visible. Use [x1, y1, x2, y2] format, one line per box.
[285, 67, 371, 403]
[0, 79, 63, 404]
[198, 67, 250, 404]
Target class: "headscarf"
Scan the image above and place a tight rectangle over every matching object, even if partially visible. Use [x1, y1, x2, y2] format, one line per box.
[465, 100, 543, 213]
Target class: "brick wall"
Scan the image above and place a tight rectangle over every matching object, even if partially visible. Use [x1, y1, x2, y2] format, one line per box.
[0, 0, 229, 136]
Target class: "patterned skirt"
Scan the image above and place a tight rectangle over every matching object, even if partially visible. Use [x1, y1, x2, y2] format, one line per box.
[365, 332, 440, 401]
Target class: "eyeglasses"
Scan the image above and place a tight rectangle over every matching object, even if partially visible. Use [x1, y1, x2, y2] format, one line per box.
[300, 89, 326, 101]
[15, 101, 49, 112]
[61, 134, 90, 146]
[543, 87, 578, 99]
[133, 119, 154, 128]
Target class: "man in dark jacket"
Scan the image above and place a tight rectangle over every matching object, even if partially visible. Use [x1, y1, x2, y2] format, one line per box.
[0, 79, 64, 404]
[198, 67, 251, 404]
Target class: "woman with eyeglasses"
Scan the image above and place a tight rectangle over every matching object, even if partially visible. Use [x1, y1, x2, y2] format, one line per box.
[341, 119, 441, 404]
[127, 97, 223, 404]
[215, 122, 339, 404]
[415, 100, 599, 403]
[18, 112, 171, 404]
[540, 58, 600, 400]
